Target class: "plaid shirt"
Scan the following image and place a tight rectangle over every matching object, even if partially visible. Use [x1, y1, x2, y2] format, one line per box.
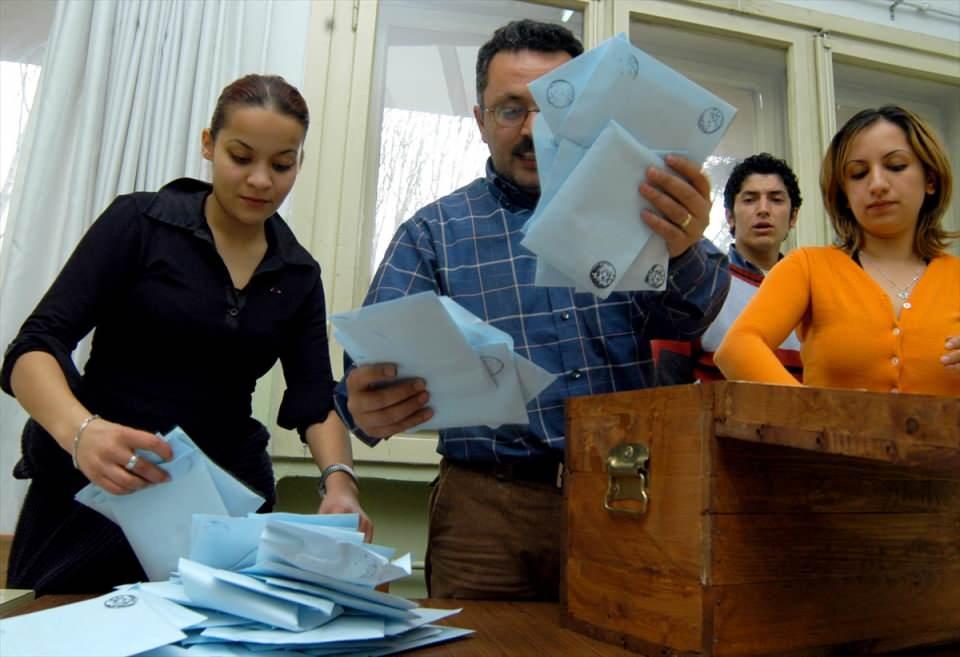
[728, 244, 782, 275]
[335, 160, 729, 463]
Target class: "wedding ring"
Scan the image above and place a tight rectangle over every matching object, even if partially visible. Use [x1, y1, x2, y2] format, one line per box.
[679, 213, 693, 230]
[124, 453, 139, 472]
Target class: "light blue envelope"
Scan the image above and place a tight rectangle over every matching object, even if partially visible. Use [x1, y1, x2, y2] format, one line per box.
[189, 512, 375, 574]
[161, 427, 265, 517]
[531, 34, 736, 163]
[524, 33, 735, 297]
[201, 615, 385, 646]
[189, 515, 265, 571]
[178, 559, 337, 632]
[0, 591, 187, 657]
[77, 427, 264, 521]
[346, 626, 474, 657]
[241, 562, 418, 611]
[531, 35, 618, 136]
[526, 118, 676, 291]
[436, 297, 555, 412]
[522, 121, 669, 298]
[75, 427, 265, 581]
[332, 292, 555, 431]
[382, 607, 461, 636]
[165, 645, 298, 656]
[133, 645, 264, 657]
[209, 568, 341, 618]
[111, 447, 229, 581]
[527, 134, 587, 232]
[297, 626, 443, 654]
[257, 521, 411, 587]
[256, 576, 417, 621]
[125, 580, 240, 617]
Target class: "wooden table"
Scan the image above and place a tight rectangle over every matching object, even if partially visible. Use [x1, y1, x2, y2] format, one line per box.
[2, 595, 957, 656]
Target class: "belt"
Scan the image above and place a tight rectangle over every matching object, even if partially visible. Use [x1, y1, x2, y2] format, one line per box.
[447, 457, 564, 488]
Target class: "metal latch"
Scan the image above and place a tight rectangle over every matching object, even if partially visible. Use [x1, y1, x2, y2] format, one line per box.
[604, 443, 650, 515]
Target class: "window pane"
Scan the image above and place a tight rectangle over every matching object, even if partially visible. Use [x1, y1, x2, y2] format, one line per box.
[629, 21, 790, 252]
[833, 62, 960, 254]
[0, 61, 41, 247]
[368, 0, 583, 273]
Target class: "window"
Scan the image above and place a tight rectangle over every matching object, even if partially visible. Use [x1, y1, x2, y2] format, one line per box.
[365, 0, 585, 275]
[627, 20, 789, 251]
[274, 0, 959, 470]
[833, 61, 960, 252]
[270, 0, 589, 467]
[0, 61, 41, 247]
[614, 0, 959, 250]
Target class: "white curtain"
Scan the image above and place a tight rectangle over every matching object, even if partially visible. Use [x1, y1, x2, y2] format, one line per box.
[0, 0, 311, 533]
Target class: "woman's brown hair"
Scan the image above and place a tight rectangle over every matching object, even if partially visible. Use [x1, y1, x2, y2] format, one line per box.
[209, 74, 309, 141]
[820, 105, 955, 259]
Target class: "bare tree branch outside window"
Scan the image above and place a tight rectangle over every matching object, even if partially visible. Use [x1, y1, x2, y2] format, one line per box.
[372, 108, 488, 271]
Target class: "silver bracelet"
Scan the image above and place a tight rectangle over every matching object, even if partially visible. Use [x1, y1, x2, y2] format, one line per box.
[317, 463, 359, 496]
[71, 414, 100, 470]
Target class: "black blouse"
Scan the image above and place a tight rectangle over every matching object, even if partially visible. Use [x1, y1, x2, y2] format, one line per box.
[1, 178, 335, 471]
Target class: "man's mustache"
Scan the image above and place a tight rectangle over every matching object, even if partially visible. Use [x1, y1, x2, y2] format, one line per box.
[512, 138, 535, 157]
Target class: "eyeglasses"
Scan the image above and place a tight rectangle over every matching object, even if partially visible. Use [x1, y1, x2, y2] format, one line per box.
[484, 104, 540, 128]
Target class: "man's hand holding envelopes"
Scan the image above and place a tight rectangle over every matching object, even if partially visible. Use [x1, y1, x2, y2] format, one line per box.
[521, 33, 736, 297]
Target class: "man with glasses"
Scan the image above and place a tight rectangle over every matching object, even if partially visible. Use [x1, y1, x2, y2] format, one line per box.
[335, 19, 728, 601]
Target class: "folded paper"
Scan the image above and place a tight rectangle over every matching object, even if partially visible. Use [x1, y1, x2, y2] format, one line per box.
[0, 591, 192, 657]
[333, 291, 555, 431]
[75, 427, 265, 581]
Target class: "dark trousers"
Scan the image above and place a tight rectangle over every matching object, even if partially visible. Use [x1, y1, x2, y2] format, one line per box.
[425, 458, 563, 600]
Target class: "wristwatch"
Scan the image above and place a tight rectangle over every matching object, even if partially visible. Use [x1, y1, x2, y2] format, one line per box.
[317, 463, 359, 496]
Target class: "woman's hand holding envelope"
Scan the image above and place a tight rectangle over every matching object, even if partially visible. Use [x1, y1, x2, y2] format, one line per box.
[74, 419, 172, 495]
[638, 154, 712, 258]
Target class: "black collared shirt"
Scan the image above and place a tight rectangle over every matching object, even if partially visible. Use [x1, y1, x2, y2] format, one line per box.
[1, 178, 334, 468]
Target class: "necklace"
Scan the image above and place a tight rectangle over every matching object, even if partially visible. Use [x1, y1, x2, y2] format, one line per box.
[861, 253, 926, 301]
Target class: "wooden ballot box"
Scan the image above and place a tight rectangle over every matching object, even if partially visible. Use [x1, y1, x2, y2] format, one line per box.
[563, 382, 960, 657]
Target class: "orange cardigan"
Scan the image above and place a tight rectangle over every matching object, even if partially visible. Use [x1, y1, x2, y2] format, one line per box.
[715, 246, 960, 396]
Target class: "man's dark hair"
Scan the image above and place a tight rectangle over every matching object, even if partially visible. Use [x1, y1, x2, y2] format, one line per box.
[475, 19, 583, 106]
[723, 153, 803, 223]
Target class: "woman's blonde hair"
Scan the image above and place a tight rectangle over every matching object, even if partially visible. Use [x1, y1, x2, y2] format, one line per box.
[820, 105, 956, 259]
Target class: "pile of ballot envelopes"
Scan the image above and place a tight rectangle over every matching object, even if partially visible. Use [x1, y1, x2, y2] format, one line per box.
[520, 33, 736, 298]
[332, 291, 555, 431]
[0, 428, 470, 656]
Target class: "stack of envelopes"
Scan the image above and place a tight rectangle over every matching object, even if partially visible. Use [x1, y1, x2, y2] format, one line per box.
[332, 291, 556, 431]
[0, 428, 470, 656]
[519, 33, 737, 297]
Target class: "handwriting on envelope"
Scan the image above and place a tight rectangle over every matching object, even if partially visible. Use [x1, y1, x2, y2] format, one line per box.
[333, 292, 555, 432]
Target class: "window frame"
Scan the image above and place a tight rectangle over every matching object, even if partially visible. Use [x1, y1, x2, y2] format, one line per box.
[269, 0, 595, 471]
[267, 0, 960, 473]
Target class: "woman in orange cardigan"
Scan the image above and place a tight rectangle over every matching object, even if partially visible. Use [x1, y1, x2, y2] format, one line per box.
[715, 106, 959, 396]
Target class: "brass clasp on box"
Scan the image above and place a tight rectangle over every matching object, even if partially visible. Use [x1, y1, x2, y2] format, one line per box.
[604, 443, 650, 515]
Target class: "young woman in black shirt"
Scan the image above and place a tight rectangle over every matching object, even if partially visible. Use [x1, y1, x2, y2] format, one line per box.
[1, 74, 370, 593]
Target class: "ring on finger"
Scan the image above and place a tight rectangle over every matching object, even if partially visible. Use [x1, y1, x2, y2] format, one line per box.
[679, 213, 693, 230]
[124, 453, 139, 472]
